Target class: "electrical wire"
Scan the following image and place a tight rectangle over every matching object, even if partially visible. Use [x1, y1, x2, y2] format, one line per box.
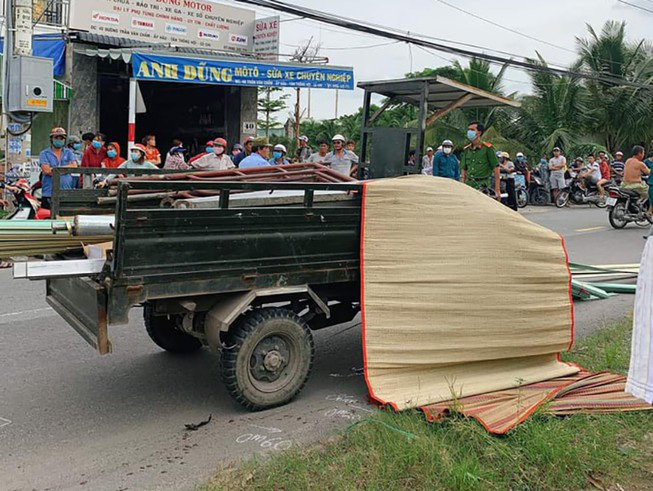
[434, 0, 576, 54]
[616, 0, 653, 14]
[230, 0, 653, 90]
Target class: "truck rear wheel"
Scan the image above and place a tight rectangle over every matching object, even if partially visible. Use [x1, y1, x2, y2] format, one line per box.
[143, 305, 203, 354]
[221, 308, 314, 411]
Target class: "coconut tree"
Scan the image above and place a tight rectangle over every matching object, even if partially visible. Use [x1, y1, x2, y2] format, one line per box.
[575, 21, 653, 152]
[510, 53, 588, 156]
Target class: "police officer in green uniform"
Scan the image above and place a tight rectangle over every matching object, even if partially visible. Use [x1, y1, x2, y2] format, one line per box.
[461, 121, 501, 201]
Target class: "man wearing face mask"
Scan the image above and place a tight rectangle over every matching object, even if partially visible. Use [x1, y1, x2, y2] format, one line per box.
[461, 121, 501, 200]
[269, 144, 290, 165]
[39, 127, 78, 209]
[190, 137, 235, 171]
[67, 136, 83, 189]
[434, 140, 460, 180]
[81, 132, 107, 168]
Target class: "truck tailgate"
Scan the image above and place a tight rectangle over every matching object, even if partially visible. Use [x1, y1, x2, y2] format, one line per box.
[46, 277, 111, 354]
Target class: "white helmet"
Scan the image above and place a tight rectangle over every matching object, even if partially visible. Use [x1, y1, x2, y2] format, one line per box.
[274, 144, 287, 153]
[442, 139, 453, 147]
[332, 134, 346, 142]
[516, 152, 525, 158]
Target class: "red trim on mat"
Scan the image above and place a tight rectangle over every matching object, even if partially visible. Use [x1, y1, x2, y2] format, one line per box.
[559, 234, 575, 351]
[360, 182, 399, 411]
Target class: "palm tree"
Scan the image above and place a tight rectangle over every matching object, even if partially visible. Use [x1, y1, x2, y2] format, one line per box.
[575, 21, 653, 152]
[510, 53, 588, 156]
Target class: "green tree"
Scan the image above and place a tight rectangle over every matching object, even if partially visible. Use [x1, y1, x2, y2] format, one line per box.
[575, 21, 653, 152]
[507, 54, 588, 156]
[258, 88, 290, 139]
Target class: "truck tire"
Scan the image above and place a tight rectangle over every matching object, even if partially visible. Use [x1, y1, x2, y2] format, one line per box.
[221, 308, 314, 411]
[143, 305, 203, 354]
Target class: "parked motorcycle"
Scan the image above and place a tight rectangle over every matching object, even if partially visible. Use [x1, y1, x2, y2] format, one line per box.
[606, 185, 652, 229]
[528, 174, 550, 205]
[1, 179, 50, 220]
[555, 176, 608, 208]
[514, 173, 529, 209]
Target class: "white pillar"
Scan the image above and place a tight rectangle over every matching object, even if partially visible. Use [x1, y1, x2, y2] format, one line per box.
[127, 78, 137, 150]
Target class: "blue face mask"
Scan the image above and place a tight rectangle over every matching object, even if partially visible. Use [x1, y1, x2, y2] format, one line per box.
[273, 151, 282, 160]
[516, 156, 524, 162]
[467, 130, 478, 142]
[52, 139, 65, 149]
[92, 140, 102, 150]
[206, 146, 214, 154]
[107, 150, 117, 159]
[73, 143, 82, 151]
[131, 152, 141, 162]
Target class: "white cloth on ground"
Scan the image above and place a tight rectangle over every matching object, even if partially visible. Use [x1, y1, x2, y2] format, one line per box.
[626, 235, 653, 404]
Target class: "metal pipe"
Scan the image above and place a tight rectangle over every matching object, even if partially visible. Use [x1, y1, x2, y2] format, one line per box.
[73, 215, 115, 236]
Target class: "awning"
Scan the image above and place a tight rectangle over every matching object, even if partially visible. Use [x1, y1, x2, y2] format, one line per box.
[358, 76, 521, 110]
[54, 80, 72, 101]
[0, 34, 66, 75]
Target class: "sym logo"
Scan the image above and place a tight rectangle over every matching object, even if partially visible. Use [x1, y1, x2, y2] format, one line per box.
[229, 33, 249, 46]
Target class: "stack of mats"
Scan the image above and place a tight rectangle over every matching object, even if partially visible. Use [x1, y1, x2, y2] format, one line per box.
[422, 371, 651, 434]
[359, 175, 650, 432]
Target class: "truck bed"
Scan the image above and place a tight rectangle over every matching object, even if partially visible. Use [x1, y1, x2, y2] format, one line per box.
[46, 180, 363, 353]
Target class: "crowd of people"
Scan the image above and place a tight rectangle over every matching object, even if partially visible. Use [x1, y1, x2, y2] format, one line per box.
[35, 128, 363, 210]
[422, 121, 652, 213]
[34, 123, 652, 215]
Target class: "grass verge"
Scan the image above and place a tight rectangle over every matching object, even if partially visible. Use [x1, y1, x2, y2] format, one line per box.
[206, 317, 652, 490]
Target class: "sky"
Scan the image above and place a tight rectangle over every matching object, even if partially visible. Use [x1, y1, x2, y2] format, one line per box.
[220, 0, 653, 124]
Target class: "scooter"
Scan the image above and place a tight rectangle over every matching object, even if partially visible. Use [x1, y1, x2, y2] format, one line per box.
[1, 179, 51, 220]
[606, 185, 652, 229]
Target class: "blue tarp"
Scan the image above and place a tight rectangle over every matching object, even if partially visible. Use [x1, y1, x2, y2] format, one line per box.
[132, 52, 355, 90]
[0, 34, 66, 76]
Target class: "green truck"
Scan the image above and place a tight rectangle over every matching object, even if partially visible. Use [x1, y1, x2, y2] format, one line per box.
[41, 179, 363, 411]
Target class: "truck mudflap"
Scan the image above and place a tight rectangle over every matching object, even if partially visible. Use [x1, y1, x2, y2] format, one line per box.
[46, 277, 112, 355]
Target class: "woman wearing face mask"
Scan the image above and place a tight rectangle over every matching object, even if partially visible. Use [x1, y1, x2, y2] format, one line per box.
[119, 144, 159, 169]
[100, 142, 125, 169]
[269, 144, 290, 166]
[81, 132, 107, 168]
[189, 137, 235, 171]
[433, 139, 460, 180]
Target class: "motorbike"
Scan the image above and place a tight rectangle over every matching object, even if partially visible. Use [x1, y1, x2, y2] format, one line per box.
[1, 179, 50, 220]
[528, 173, 550, 205]
[514, 173, 529, 209]
[606, 185, 652, 229]
[555, 173, 608, 208]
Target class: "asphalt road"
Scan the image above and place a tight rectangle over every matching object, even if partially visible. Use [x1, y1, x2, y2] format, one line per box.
[0, 206, 646, 491]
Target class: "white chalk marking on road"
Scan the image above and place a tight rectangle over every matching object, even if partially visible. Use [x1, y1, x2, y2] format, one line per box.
[0, 307, 52, 319]
[0, 417, 12, 429]
[350, 405, 374, 413]
[249, 424, 282, 434]
[576, 226, 605, 233]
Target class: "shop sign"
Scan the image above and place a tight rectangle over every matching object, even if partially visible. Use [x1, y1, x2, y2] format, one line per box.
[69, 0, 255, 54]
[132, 52, 355, 90]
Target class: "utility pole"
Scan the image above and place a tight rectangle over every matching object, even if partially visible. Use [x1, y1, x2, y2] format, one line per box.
[3, 0, 34, 193]
[290, 38, 321, 149]
[335, 90, 339, 119]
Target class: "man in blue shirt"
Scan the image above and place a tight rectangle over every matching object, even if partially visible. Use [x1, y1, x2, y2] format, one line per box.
[434, 139, 460, 180]
[239, 140, 272, 169]
[39, 127, 78, 210]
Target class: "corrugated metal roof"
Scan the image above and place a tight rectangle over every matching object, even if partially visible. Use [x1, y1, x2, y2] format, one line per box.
[70, 31, 254, 60]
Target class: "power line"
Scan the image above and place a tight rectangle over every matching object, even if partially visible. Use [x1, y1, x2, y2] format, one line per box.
[434, 0, 576, 54]
[616, 0, 653, 14]
[231, 0, 653, 90]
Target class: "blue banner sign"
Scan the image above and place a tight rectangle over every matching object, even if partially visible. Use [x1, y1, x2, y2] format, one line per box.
[131, 53, 354, 90]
